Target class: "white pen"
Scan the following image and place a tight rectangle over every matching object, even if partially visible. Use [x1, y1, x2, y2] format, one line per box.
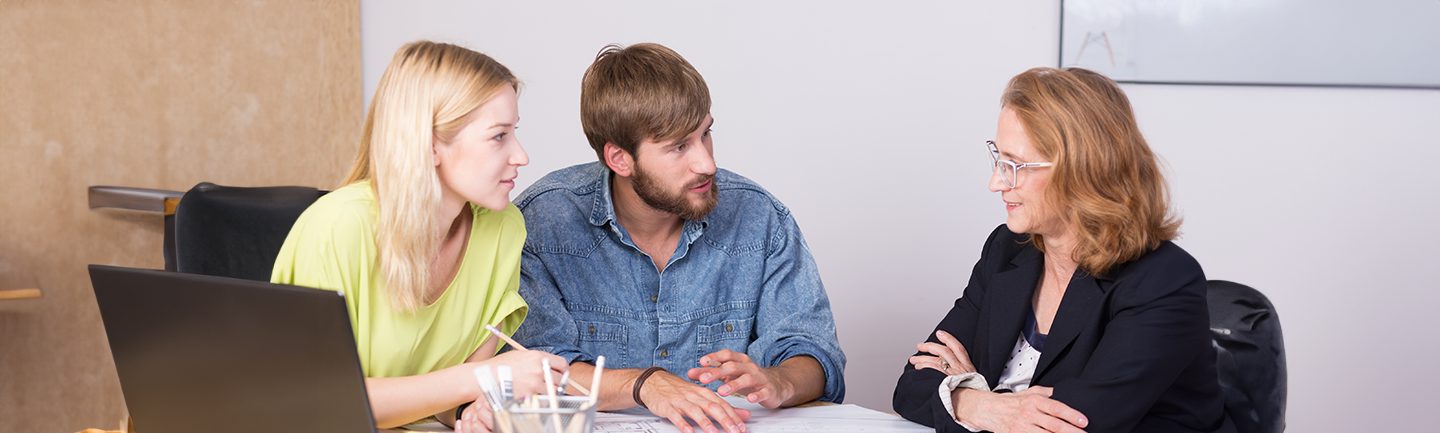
[472, 366, 504, 412]
[589, 356, 605, 405]
[496, 365, 514, 402]
[542, 358, 562, 430]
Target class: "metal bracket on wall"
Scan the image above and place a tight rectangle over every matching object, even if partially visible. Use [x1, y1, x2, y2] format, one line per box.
[0, 288, 41, 300]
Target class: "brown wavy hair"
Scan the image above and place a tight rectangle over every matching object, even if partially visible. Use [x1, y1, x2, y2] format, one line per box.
[580, 43, 711, 161]
[1001, 67, 1180, 277]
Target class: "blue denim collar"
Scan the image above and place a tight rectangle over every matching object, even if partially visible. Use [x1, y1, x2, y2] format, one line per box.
[586, 171, 615, 227]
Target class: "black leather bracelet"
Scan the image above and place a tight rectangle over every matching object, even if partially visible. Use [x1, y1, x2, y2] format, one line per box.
[454, 401, 472, 422]
[632, 366, 667, 409]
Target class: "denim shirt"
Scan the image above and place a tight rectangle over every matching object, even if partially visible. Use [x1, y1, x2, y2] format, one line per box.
[512, 162, 846, 403]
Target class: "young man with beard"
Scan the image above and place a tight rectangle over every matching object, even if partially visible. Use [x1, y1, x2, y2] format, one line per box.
[512, 43, 845, 433]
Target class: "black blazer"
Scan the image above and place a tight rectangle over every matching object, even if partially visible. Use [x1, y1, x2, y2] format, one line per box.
[893, 225, 1234, 433]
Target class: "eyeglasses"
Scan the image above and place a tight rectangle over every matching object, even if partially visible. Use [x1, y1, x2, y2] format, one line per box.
[987, 140, 1052, 189]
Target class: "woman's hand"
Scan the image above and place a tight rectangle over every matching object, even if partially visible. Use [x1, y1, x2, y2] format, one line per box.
[481, 349, 569, 398]
[454, 350, 568, 433]
[909, 330, 976, 376]
[954, 386, 1088, 433]
[453, 397, 495, 433]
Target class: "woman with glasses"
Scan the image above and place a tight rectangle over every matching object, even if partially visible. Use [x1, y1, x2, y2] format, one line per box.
[893, 68, 1233, 433]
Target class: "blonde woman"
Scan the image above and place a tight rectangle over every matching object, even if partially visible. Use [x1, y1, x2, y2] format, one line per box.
[272, 41, 565, 431]
[893, 68, 1233, 433]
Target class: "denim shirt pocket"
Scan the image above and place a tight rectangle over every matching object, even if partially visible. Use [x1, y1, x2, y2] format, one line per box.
[703, 237, 766, 257]
[695, 315, 755, 360]
[576, 319, 628, 365]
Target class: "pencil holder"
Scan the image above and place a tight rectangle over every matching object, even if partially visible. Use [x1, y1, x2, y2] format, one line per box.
[497, 395, 596, 433]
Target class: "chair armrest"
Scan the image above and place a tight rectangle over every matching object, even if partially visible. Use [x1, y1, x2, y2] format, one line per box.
[88, 186, 184, 215]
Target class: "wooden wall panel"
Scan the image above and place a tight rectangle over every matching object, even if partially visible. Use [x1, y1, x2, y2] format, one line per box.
[0, 1, 361, 431]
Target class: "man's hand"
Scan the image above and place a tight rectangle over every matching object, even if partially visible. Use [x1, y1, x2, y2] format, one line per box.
[637, 370, 751, 433]
[686, 350, 792, 408]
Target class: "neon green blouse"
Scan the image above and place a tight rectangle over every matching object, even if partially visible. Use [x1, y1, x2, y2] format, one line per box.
[271, 181, 528, 378]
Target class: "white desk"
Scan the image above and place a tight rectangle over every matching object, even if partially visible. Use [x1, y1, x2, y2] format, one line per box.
[394, 399, 930, 433]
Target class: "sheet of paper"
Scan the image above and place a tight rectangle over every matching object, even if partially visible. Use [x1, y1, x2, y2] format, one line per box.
[393, 397, 932, 433]
[592, 397, 931, 433]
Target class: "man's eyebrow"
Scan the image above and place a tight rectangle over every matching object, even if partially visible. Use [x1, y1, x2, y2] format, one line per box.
[671, 118, 717, 147]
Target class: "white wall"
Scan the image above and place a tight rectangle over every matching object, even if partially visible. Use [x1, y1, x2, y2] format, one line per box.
[362, 2, 1440, 431]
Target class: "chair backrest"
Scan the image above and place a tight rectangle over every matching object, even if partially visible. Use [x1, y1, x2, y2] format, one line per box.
[169, 182, 326, 281]
[1207, 280, 1286, 433]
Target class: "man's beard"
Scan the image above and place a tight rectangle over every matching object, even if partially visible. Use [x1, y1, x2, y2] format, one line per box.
[632, 164, 718, 221]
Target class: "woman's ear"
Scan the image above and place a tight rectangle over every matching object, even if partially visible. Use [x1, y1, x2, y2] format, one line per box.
[432, 135, 443, 167]
[603, 142, 634, 177]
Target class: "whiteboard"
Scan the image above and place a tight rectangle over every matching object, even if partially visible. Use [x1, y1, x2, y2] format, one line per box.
[1060, 0, 1440, 89]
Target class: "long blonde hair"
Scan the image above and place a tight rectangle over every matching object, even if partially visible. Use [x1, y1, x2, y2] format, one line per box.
[1001, 67, 1180, 277]
[344, 41, 518, 312]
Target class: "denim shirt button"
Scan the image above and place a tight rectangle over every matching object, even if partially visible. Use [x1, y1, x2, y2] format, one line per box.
[725, 323, 734, 332]
[587, 325, 596, 335]
[649, 295, 658, 303]
[660, 349, 669, 358]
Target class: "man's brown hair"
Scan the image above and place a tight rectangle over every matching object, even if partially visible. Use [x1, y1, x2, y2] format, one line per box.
[580, 43, 711, 161]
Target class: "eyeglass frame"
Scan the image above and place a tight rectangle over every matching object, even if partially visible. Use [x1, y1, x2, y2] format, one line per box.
[987, 140, 1053, 189]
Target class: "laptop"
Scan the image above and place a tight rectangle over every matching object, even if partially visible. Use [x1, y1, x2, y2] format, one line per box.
[88, 265, 377, 433]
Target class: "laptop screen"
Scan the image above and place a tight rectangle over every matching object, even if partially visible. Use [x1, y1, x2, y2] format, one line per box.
[89, 265, 377, 433]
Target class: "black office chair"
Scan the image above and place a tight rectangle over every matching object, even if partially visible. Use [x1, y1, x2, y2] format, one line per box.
[167, 182, 327, 281]
[1207, 280, 1286, 433]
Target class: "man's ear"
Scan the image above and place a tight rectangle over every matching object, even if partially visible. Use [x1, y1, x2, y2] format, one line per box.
[603, 142, 635, 177]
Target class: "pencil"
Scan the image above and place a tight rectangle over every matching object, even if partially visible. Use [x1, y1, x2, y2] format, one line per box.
[485, 324, 592, 396]
[485, 324, 527, 351]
